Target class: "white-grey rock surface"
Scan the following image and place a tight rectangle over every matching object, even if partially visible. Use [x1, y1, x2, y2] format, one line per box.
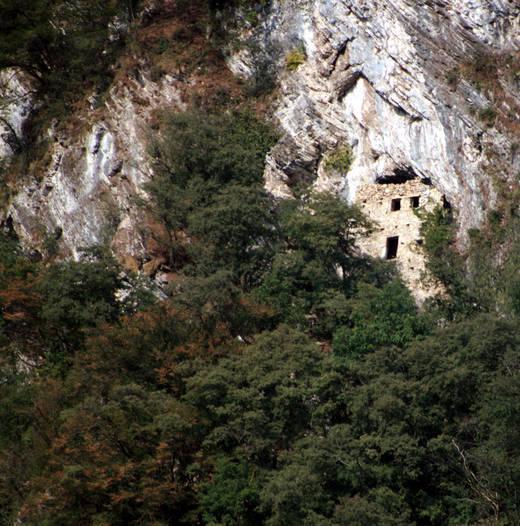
[4, 0, 520, 265]
[6, 72, 184, 261]
[231, 0, 520, 239]
[0, 69, 32, 159]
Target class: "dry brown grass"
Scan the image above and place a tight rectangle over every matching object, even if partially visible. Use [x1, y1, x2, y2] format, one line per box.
[130, 0, 268, 113]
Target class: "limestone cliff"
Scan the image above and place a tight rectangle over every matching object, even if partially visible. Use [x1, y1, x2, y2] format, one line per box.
[2, 0, 520, 292]
[230, 0, 520, 293]
[233, 0, 520, 234]
[5, 71, 185, 264]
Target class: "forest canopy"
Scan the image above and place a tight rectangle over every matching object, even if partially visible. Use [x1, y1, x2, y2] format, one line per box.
[2, 2, 520, 525]
[1, 104, 520, 525]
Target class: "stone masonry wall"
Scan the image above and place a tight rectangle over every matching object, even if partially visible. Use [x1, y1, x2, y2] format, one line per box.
[355, 179, 444, 301]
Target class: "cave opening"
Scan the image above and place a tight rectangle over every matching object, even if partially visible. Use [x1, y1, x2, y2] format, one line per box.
[376, 166, 418, 184]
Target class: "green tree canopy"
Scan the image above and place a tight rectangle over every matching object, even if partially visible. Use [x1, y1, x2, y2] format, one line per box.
[147, 109, 278, 189]
[142, 109, 280, 283]
[332, 280, 430, 359]
[186, 184, 276, 287]
[255, 189, 375, 332]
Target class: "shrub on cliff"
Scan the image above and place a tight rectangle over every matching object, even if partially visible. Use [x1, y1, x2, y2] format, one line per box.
[0, 0, 141, 113]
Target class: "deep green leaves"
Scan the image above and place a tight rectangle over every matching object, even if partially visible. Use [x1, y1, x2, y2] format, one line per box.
[333, 280, 430, 359]
[147, 109, 278, 189]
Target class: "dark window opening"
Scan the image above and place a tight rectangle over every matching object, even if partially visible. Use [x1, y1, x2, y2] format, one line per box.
[411, 196, 420, 208]
[391, 198, 401, 211]
[386, 236, 399, 259]
[443, 196, 452, 209]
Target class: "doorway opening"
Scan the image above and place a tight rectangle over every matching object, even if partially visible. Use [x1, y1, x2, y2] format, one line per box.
[386, 236, 399, 259]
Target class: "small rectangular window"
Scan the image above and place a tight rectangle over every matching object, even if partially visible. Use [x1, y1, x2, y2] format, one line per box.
[391, 198, 401, 211]
[410, 196, 420, 208]
[386, 236, 399, 259]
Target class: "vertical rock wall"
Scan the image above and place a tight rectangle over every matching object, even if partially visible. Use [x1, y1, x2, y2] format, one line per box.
[6, 73, 185, 262]
[230, 0, 520, 239]
[0, 69, 32, 159]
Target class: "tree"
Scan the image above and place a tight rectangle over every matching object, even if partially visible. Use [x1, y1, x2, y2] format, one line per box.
[199, 456, 266, 526]
[184, 326, 324, 461]
[419, 206, 483, 321]
[143, 109, 279, 272]
[332, 280, 430, 360]
[0, 372, 36, 525]
[186, 184, 276, 288]
[20, 384, 203, 526]
[0, 0, 63, 85]
[147, 109, 278, 189]
[254, 189, 374, 332]
[170, 270, 273, 339]
[281, 190, 373, 286]
[0, 229, 47, 364]
[36, 246, 126, 354]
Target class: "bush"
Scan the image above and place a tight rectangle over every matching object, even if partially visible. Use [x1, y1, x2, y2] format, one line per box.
[447, 69, 458, 86]
[285, 45, 307, 71]
[478, 107, 497, 124]
[323, 146, 354, 174]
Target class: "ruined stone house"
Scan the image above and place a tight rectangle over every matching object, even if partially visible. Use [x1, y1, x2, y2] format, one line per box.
[355, 178, 445, 301]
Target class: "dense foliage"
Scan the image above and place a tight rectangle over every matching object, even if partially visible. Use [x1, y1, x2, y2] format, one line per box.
[1, 103, 520, 526]
[0, 0, 139, 102]
[419, 201, 520, 321]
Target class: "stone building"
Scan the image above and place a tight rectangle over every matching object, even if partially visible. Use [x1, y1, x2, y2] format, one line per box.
[355, 178, 444, 301]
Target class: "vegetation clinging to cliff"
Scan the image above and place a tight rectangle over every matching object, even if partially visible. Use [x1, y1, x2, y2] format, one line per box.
[0, 0, 139, 109]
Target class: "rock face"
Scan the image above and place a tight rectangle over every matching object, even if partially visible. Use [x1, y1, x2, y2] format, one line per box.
[0, 70, 32, 159]
[4, 0, 520, 294]
[231, 0, 520, 239]
[6, 72, 184, 262]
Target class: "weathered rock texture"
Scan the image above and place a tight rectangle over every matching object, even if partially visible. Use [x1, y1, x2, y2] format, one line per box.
[0, 69, 32, 159]
[3, 0, 520, 295]
[231, 0, 520, 239]
[5, 72, 185, 262]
